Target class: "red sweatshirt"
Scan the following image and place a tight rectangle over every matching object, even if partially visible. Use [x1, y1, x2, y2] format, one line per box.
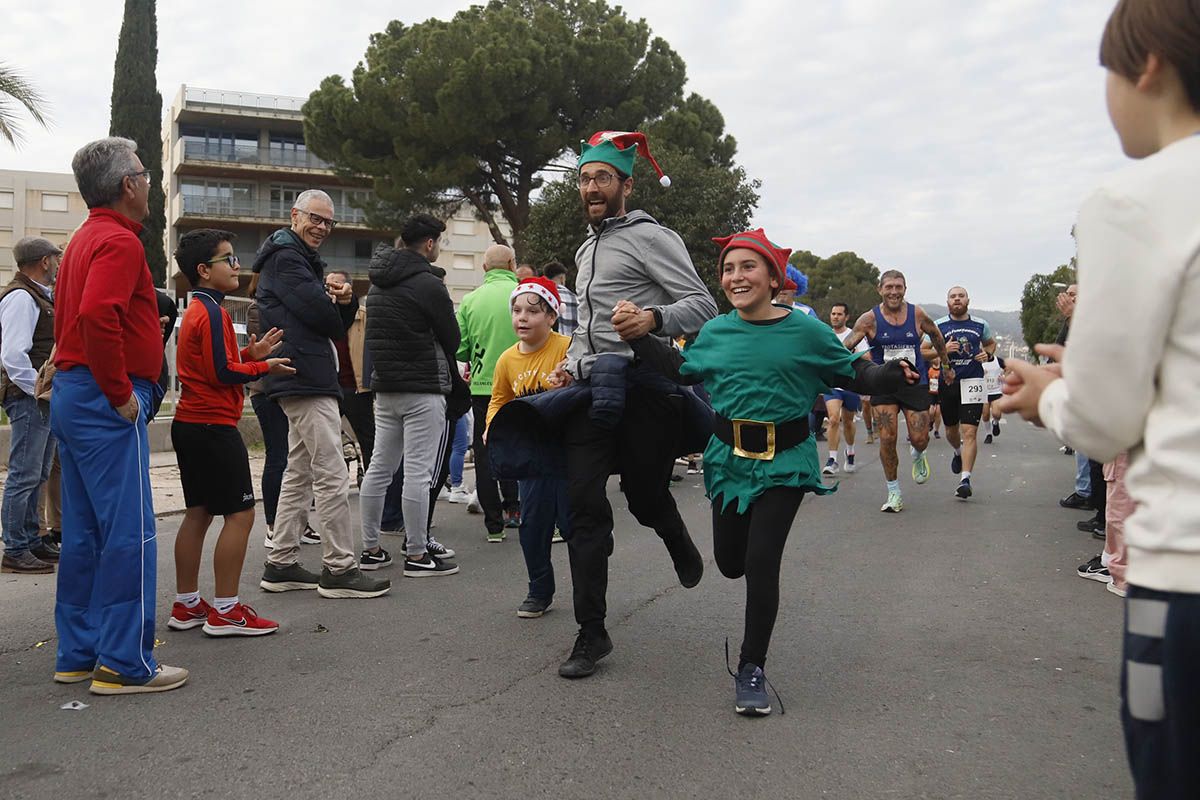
[54, 208, 164, 406]
[174, 288, 268, 426]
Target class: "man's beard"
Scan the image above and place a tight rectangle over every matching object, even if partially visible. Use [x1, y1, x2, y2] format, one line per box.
[581, 193, 623, 225]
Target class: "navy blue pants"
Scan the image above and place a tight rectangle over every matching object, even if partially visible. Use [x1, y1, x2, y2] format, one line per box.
[250, 392, 289, 527]
[51, 370, 157, 680]
[517, 477, 569, 601]
[1122, 585, 1200, 800]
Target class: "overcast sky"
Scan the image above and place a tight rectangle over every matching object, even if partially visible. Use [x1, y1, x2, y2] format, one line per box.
[1, 0, 1123, 309]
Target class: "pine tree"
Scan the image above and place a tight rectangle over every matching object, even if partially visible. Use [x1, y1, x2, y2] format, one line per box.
[109, 0, 166, 285]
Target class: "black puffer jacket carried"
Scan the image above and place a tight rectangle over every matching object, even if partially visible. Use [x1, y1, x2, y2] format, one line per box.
[252, 229, 358, 400]
[366, 246, 460, 395]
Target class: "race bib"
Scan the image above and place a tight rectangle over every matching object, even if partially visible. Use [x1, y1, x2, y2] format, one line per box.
[884, 345, 916, 364]
[929, 376, 939, 393]
[985, 371, 1001, 394]
[959, 377, 986, 404]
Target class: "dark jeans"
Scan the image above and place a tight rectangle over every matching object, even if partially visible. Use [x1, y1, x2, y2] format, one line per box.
[250, 393, 289, 527]
[1090, 458, 1107, 519]
[380, 417, 454, 533]
[712, 487, 804, 670]
[2, 394, 55, 555]
[563, 385, 689, 629]
[518, 477, 569, 600]
[1122, 585, 1200, 800]
[472, 395, 518, 535]
[340, 390, 375, 471]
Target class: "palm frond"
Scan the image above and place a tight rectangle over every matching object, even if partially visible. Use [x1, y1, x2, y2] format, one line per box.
[0, 62, 52, 147]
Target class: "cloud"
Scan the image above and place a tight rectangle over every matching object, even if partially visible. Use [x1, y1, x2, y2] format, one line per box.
[0, 0, 1124, 308]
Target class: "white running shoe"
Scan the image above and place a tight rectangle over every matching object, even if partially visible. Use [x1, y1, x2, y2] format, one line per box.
[466, 492, 483, 514]
[264, 526, 274, 549]
[448, 486, 471, 504]
[880, 489, 904, 513]
[437, 485, 450, 501]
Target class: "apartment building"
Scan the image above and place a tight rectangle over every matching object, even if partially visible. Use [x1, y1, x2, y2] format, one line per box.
[0, 170, 87, 285]
[163, 85, 504, 301]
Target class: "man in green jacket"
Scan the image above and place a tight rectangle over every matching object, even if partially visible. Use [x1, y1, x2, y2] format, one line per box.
[457, 244, 520, 541]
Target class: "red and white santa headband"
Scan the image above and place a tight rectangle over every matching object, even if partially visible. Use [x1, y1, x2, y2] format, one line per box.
[510, 276, 562, 314]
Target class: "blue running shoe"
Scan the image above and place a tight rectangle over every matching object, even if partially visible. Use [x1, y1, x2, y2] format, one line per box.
[951, 452, 962, 475]
[734, 663, 772, 716]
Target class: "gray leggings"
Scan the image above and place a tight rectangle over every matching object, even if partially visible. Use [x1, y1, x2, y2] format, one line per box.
[359, 392, 448, 556]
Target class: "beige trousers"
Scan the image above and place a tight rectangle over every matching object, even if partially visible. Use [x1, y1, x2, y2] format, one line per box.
[267, 395, 356, 574]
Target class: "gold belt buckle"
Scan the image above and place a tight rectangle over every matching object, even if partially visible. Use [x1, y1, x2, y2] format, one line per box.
[731, 419, 776, 461]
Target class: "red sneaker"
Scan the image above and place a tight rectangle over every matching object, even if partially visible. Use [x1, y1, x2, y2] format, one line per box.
[202, 603, 279, 637]
[167, 598, 213, 630]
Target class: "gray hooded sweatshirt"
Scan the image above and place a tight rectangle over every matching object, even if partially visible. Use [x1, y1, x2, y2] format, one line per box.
[567, 210, 718, 379]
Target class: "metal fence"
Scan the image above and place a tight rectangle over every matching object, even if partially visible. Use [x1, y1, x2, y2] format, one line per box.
[163, 293, 254, 412]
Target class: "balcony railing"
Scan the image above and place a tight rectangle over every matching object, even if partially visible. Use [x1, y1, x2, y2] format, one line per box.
[182, 141, 334, 171]
[180, 195, 369, 225]
[183, 87, 305, 115]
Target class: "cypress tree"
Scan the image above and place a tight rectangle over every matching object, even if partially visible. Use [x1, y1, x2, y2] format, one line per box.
[109, 0, 166, 285]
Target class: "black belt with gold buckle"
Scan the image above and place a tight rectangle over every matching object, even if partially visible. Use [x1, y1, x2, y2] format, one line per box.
[713, 414, 811, 461]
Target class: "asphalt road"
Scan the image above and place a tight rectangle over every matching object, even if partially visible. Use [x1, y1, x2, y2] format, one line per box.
[0, 419, 1132, 799]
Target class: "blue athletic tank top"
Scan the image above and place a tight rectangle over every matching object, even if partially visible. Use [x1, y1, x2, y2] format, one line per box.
[935, 315, 992, 380]
[867, 303, 927, 384]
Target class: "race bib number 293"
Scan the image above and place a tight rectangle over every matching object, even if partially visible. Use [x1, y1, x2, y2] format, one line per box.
[959, 377, 986, 404]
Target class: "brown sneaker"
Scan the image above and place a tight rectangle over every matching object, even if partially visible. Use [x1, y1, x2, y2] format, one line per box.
[1, 552, 54, 574]
[89, 664, 189, 695]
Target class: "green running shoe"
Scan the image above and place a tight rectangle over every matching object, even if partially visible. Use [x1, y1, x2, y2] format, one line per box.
[912, 449, 931, 484]
[880, 489, 904, 513]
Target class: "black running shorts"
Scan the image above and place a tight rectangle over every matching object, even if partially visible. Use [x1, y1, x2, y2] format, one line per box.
[171, 421, 255, 515]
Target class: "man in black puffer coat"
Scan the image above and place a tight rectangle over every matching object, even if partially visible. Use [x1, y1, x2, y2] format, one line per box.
[358, 214, 461, 577]
[253, 189, 389, 599]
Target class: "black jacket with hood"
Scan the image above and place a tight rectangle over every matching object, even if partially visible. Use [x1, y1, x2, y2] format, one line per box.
[252, 228, 358, 400]
[366, 245, 461, 397]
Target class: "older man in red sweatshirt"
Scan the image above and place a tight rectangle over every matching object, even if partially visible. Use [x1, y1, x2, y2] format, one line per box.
[50, 137, 188, 695]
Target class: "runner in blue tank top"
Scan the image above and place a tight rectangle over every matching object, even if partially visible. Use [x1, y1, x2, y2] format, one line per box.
[924, 286, 996, 500]
[844, 270, 952, 513]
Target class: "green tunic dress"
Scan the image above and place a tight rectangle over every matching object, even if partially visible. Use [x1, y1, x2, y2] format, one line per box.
[679, 309, 862, 514]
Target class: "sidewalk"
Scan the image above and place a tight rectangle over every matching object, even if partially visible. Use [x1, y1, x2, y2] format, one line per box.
[0, 446, 476, 519]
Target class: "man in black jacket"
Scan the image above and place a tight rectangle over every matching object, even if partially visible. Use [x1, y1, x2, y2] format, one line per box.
[357, 215, 460, 577]
[253, 189, 389, 599]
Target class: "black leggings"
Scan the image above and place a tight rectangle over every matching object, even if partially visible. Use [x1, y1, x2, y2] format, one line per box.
[712, 487, 804, 670]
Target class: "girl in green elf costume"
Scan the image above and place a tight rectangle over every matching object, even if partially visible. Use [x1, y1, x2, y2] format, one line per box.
[631, 228, 917, 716]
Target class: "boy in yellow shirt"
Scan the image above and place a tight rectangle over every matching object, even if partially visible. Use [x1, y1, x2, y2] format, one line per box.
[487, 277, 571, 617]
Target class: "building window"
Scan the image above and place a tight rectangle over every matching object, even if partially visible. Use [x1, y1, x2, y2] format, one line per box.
[181, 180, 256, 216]
[452, 254, 475, 271]
[0, 228, 12, 246]
[180, 125, 258, 162]
[0, 191, 13, 209]
[451, 218, 475, 236]
[41, 193, 69, 212]
[353, 239, 376, 260]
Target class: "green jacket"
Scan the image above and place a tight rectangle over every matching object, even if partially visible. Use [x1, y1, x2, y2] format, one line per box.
[456, 269, 519, 395]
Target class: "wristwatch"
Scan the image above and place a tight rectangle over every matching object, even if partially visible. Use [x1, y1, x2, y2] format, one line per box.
[650, 307, 663, 333]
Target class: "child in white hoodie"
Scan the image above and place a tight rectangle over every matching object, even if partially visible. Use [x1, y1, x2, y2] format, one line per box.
[1000, 2, 1200, 796]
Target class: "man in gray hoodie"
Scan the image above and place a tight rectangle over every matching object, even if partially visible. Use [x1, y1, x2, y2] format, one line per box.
[556, 132, 718, 679]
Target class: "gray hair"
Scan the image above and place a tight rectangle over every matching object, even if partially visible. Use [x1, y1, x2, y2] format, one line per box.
[71, 137, 140, 209]
[293, 189, 334, 212]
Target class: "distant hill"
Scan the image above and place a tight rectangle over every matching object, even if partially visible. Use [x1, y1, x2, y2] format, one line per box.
[918, 304, 1023, 343]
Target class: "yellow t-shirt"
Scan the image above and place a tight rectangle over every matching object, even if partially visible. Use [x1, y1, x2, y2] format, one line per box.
[486, 332, 572, 428]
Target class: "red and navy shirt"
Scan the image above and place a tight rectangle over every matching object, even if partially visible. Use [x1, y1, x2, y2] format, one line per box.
[174, 288, 268, 426]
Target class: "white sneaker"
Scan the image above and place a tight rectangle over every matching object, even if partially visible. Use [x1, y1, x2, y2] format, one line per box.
[466, 492, 482, 514]
[448, 486, 471, 504]
[264, 525, 274, 549]
[437, 485, 450, 501]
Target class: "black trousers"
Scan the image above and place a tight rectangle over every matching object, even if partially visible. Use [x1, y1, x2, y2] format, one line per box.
[1122, 586, 1200, 800]
[471, 395, 518, 535]
[1089, 458, 1107, 519]
[712, 487, 804, 669]
[563, 386, 689, 629]
[340, 390, 375, 471]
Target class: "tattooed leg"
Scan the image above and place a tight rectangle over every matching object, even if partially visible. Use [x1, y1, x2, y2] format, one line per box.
[875, 405, 900, 481]
[904, 409, 931, 452]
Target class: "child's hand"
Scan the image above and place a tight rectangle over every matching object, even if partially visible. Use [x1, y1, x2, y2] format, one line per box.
[246, 327, 284, 360]
[547, 359, 573, 388]
[266, 357, 296, 376]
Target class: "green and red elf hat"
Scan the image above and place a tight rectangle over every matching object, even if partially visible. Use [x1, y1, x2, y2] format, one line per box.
[712, 229, 792, 291]
[578, 131, 672, 187]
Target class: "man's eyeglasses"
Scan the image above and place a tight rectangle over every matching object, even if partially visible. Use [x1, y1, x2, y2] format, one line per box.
[204, 254, 239, 268]
[126, 169, 152, 184]
[578, 171, 620, 189]
[299, 210, 338, 230]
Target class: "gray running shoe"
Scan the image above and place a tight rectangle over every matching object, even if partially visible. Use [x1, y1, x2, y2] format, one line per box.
[260, 561, 320, 592]
[318, 567, 391, 599]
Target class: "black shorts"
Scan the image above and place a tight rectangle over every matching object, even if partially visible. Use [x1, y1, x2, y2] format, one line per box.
[940, 384, 983, 427]
[171, 421, 255, 515]
[929, 393, 940, 407]
[870, 382, 931, 413]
